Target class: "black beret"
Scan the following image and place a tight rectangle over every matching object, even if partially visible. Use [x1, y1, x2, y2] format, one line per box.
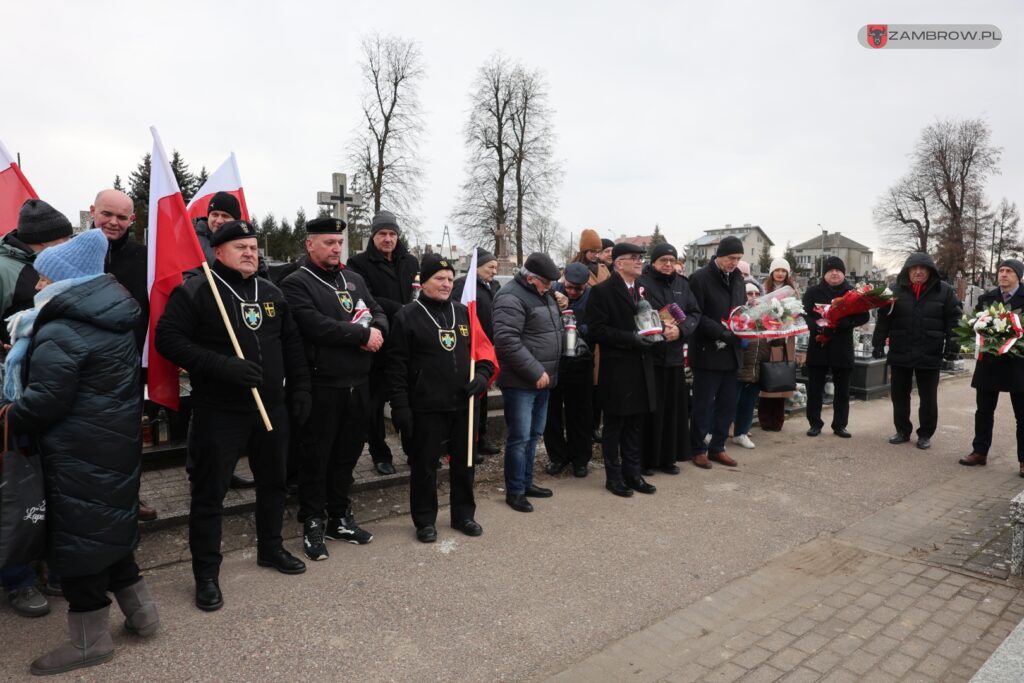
[210, 220, 258, 247]
[612, 242, 645, 260]
[420, 253, 456, 283]
[306, 216, 347, 234]
[208, 192, 241, 220]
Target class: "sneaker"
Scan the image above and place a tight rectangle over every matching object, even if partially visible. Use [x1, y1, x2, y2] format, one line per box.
[732, 434, 756, 449]
[8, 586, 50, 618]
[302, 518, 329, 561]
[325, 511, 374, 545]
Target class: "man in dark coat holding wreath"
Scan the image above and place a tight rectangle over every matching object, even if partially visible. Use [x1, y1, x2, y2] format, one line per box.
[585, 242, 658, 497]
[803, 256, 869, 438]
[959, 259, 1024, 475]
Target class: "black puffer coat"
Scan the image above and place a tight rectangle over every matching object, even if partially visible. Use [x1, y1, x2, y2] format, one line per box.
[493, 273, 563, 390]
[9, 276, 142, 578]
[873, 252, 962, 369]
[803, 279, 869, 369]
[347, 241, 419, 320]
[971, 287, 1024, 392]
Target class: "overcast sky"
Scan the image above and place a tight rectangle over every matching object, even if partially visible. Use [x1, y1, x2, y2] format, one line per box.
[4, 1, 1021, 271]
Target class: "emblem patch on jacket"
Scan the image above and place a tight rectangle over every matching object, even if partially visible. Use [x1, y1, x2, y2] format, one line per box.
[241, 303, 262, 330]
[458, 324, 469, 336]
[439, 329, 457, 351]
[262, 302, 276, 318]
[337, 291, 354, 313]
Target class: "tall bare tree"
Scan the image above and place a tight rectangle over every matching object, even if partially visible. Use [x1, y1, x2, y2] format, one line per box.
[453, 55, 516, 256]
[915, 117, 1001, 276]
[523, 215, 562, 257]
[989, 199, 1023, 280]
[873, 173, 935, 256]
[962, 189, 994, 283]
[347, 34, 425, 237]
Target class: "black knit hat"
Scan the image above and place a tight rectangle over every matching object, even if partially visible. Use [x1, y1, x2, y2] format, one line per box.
[823, 256, 846, 274]
[523, 252, 561, 281]
[17, 199, 73, 245]
[716, 236, 744, 257]
[208, 191, 241, 220]
[650, 243, 677, 263]
[420, 253, 455, 282]
[306, 216, 346, 234]
[600, 238, 615, 250]
[999, 259, 1024, 282]
[210, 220, 257, 247]
[371, 210, 400, 236]
[475, 247, 497, 266]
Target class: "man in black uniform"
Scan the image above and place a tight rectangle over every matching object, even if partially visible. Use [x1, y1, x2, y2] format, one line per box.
[385, 254, 494, 543]
[348, 210, 419, 474]
[452, 248, 502, 457]
[156, 220, 311, 611]
[281, 217, 387, 561]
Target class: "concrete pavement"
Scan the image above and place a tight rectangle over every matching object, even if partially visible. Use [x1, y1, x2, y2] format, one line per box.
[2, 373, 1022, 681]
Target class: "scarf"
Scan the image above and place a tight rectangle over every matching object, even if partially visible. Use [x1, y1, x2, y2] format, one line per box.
[4, 274, 102, 401]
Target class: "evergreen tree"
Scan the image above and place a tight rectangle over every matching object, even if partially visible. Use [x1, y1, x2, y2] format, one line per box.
[112, 175, 126, 192]
[294, 207, 308, 246]
[127, 153, 151, 241]
[758, 243, 773, 273]
[648, 224, 667, 256]
[194, 166, 209, 192]
[169, 150, 196, 203]
[782, 242, 800, 274]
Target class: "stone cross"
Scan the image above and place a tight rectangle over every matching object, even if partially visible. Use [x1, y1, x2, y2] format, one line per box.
[317, 173, 363, 260]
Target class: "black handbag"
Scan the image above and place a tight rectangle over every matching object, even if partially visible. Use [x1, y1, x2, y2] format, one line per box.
[0, 404, 47, 567]
[759, 342, 797, 393]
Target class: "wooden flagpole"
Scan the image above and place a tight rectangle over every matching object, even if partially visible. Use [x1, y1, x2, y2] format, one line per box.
[467, 361, 476, 468]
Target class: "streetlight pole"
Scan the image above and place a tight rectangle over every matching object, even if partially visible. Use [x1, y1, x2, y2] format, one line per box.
[817, 224, 827, 278]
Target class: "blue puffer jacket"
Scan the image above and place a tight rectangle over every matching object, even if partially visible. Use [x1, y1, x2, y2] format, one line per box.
[9, 275, 142, 578]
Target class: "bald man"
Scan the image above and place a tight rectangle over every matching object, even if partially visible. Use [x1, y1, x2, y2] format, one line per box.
[91, 190, 157, 522]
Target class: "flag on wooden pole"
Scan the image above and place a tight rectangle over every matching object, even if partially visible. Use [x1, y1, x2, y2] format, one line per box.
[0, 140, 38, 236]
[460, 248, 500, 466]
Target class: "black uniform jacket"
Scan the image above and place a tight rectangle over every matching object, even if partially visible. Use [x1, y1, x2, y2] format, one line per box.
[103, 227, 150, 353]
[347, 241, 419, 320]
[584, 272, 656, 416]
[971, 287, 1024, 392]
[687, 259, 745, 371]
[156, 259, 311, 411]
[803, 280, 869, 369]
[453, 275, 501, 341]
[638, 265, 701, 368]
[385, 295, 494, 414]
[280, 256, 387, 388]
[873, 252, 962, 370]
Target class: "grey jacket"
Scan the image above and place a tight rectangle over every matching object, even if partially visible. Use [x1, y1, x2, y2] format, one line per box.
[493, 273, 563, 390]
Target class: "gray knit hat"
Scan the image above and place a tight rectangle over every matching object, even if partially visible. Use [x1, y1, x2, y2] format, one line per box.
[371, 210, 400, 236]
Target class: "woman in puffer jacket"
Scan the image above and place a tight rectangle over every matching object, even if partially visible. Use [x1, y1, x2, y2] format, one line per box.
[4, 229, 159, 676]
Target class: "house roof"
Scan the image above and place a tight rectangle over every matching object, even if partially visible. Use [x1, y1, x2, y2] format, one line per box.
[791, 232, 872, 252]
[685, 224, 774, 248]
[618, 235, 653, 247]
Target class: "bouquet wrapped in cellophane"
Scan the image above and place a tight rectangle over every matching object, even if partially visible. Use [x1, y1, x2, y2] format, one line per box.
[725, 285, 807, 339]
[814, 284, 894, 345]
[954, 303, 1024, 359]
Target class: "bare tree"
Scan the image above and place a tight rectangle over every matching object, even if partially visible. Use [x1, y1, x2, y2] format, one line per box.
[347, 34, 425, 239]
[873, 173, 935, 256]
[523, 214, 563, 257]
[989, 199, 1023, 279]
[453, 55, 561, 264]
[508, 67, 562, 263]
[962, 189, 994, 283]
[915, 117, 1001, 276]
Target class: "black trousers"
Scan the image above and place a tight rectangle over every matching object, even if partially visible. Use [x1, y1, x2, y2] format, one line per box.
[61, 553, 140, 613]
[189, 405, 289, 581]
[690, 368, 738, 455]
[409, 410, 476, 529]
[602, 413, 643, 483]
[973, 390, 1024, 461]
[366, 368, 393, 464]
[297, 384, 369, 522]
[644, 366, 690, 468]
[806, 365, 852, 430]
[544, 377, 593, 467]
[889, 366, 940, 438]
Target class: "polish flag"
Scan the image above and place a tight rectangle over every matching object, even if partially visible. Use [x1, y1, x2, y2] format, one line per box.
[0, 140, 38, 236]
[146, 127, 207, 410]
[186, 153, 250, 223]
[459, 248, 500, 387]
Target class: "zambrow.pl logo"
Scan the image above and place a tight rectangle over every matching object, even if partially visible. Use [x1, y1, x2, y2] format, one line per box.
[858, 24, 1001, 49]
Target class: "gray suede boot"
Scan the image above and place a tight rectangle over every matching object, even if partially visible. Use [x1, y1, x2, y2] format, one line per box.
[114, 579, 160, 637]
[30, 606, 114, 676]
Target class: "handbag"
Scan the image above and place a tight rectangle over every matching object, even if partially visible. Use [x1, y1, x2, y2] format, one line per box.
[0, 404, 47, 567]
[760, 342, 797, 393]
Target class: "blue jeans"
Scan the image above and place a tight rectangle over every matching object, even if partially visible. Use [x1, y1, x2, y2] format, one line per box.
[502, 387, 550, 495]
[734, 382, 761, 436]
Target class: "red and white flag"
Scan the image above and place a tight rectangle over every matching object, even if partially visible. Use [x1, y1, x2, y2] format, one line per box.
[0, 140, 38, 236]
[459, 249, 500, 386]
[186, 153, 250, 223]
[146, 127, 207, 410]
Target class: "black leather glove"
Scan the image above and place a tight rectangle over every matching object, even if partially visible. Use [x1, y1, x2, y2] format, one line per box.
[872, 347, 885, 360]
[632, 332, 657, 348]
[391, 406, 414, 438]
[464, 374, 489, 397]
[290, 390, 312, 425]
[221, 357, 263, 387]
[721, 330, 739, 345]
